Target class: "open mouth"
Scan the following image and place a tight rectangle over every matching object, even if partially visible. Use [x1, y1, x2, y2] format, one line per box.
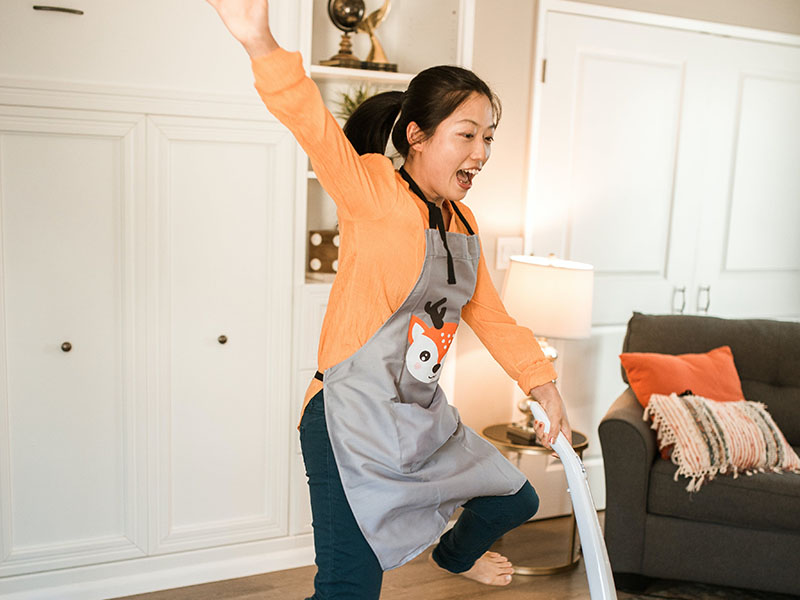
[456, 168, 480, 190]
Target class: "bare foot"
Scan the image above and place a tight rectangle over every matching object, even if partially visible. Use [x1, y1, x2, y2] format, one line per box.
[428, 551, 514, 586]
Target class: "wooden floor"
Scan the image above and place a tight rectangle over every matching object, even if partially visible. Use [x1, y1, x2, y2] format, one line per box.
[113, 515, 635, 600]
[111, 513, 792, 600]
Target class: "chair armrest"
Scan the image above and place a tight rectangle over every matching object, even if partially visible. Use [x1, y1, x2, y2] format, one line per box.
[601, 387, 657, 464]
[598, 387, 658, 574]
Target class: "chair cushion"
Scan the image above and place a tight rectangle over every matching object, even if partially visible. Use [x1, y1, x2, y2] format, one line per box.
[648, 453, 800, 533]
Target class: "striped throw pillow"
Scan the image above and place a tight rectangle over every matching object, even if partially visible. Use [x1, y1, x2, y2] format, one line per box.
[644, 393, 800, 492]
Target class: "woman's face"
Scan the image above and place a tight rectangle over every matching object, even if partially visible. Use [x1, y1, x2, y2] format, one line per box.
[407, 92, 495, 203]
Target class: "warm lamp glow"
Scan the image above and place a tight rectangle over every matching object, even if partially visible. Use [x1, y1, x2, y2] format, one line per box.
[501, 255, 594, 340]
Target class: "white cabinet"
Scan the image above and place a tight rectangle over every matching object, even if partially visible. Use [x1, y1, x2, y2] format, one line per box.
[0, 1, 296, 596]
[0, 107, 295, 583]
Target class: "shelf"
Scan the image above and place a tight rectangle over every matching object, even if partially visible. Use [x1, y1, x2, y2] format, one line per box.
[305, 273, 336, 285]
[309, 64, 414, 85]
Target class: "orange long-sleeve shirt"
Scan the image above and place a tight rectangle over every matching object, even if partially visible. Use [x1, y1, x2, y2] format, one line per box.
[250, 49, 557, 423]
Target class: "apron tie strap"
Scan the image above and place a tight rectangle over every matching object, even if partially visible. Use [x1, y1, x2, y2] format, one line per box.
[450, 202, 475, 235]
[399, 165, 468, 285]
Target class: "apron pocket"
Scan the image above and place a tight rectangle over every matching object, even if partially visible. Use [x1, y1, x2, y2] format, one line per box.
[389, 392, 459, 473]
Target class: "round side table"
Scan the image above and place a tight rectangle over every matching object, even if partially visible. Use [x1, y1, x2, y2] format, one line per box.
[481, 423, 588, 576]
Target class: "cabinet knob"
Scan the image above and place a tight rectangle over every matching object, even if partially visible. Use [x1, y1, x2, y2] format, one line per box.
[672, 286, 686, 314]
[218, 335, 228, 345]
[33, 6, 85, 15]
[61, 342, 72, 352]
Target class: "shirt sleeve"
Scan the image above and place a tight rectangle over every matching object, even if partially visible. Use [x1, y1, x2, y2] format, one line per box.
[457, 205, 558, 394]
[250, 48, 397, 221]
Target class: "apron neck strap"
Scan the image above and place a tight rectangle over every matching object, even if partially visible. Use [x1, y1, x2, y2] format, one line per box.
[399, 165, 455, 284]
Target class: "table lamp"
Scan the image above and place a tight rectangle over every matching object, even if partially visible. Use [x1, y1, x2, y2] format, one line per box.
[501, 254, 594, 443]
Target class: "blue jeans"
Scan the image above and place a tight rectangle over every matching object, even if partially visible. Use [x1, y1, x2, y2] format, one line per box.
[299, 390, 539, 600]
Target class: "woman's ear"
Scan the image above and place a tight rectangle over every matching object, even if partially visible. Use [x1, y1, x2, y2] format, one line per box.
[406, 121, 427, 152]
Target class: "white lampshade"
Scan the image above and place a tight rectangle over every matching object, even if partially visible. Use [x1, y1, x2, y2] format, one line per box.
[501, 255, 594, 340]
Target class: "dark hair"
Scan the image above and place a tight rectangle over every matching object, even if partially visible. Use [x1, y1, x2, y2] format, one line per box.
[343, 65, 502, 157]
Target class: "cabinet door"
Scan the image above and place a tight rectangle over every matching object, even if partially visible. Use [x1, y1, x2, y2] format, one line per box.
[0, 107, 147, 576]
[0, 0, 299, 96]
[147, 115, 294, 554]
[691, 35, 800, 319]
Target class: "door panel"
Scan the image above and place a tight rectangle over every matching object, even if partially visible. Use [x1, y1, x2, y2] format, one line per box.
[693, 39, 800, 318]
[531, 12, 707, 326]
[0, 108, 146, 576]
[148, 115, 294, 554]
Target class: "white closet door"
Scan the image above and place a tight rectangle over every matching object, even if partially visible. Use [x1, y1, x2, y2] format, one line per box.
[0, 107, 146, 576]
[530, 11, 711, 326]
[691, 36, 800, 319]
[147, 115, 294, 554]
[531, 11, 800, 324]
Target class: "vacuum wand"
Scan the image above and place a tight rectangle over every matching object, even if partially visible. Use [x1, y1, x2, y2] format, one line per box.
[526, 400, 617, 599]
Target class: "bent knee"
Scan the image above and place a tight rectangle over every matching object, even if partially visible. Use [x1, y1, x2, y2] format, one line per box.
[514, 481, 540, 523]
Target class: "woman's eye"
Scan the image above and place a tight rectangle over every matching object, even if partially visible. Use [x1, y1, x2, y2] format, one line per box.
[420, 350, 431, 361]
[462, 133, 474, 139]
[485, 137, 494, 144]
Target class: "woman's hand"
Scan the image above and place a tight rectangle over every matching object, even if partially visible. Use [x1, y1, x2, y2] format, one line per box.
[528, 381, 572, 450]
[206, 0, 279, 58]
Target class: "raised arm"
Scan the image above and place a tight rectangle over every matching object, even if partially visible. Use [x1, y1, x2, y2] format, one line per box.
[206, 0, 397, 221]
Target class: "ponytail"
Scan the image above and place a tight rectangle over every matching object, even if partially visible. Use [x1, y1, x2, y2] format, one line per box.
[343, 90, 403, 155]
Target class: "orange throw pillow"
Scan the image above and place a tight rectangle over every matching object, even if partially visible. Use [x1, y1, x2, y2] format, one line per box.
[620, 345, 744, 409]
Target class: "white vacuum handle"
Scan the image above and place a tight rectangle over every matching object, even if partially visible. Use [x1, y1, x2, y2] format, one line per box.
[527, 400, 617, 600]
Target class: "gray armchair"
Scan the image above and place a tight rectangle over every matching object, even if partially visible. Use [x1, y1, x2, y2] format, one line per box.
[599, 312, 800, 596]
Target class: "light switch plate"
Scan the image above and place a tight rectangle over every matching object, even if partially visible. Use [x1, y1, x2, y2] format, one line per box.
[496, 236, 524, 270]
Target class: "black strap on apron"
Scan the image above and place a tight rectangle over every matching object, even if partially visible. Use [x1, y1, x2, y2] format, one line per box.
[451, 202, 475, 236]
[398, 165, 473, 285]
[315, 370, 324, 382]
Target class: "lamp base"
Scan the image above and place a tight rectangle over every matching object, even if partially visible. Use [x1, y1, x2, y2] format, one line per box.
[537, 336, 558, 361]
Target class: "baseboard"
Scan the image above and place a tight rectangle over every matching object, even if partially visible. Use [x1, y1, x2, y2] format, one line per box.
[0, 534, 315, 600]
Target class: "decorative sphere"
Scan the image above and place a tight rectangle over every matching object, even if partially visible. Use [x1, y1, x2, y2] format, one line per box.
[328, 0, 365, 33]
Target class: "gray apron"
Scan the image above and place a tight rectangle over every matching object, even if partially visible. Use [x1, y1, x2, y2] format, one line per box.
[319, 167, 527, 570]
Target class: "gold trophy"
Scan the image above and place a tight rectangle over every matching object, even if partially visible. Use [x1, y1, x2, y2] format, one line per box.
[357, 0, 397, 72]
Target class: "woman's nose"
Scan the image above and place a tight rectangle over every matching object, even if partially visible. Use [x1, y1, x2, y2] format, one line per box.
[472, 140, 488, 162]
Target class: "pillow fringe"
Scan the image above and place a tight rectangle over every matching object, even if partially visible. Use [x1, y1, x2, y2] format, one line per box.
[644, 393, 800, 492]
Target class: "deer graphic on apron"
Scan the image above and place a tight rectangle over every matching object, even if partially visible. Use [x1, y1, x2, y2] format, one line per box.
[317, 167, 526, 570]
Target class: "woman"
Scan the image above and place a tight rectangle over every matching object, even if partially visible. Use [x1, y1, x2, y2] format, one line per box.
[207, 1, 573, 598]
